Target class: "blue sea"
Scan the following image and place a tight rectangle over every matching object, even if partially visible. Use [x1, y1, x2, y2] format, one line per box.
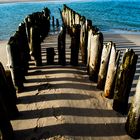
[0, 0, 140, 41]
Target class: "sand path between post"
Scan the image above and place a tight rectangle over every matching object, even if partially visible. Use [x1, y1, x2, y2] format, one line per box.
[0, 32, 138, 140]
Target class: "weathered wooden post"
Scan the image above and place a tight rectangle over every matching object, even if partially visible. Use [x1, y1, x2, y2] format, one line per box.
[69, 9, 72, 27]
[5, 70, 17, 103]
[0, 62, 19, 119]
[42, 7, 50, 36]
[66, 7, 69, 27]
[52, 16, 55, 28]
[97, 42, 112, 90]
[58, 26, 66, 65]
[62, 5, 67, 26]
[70, 24, 81, 66]
[6, 36, 24, 92]
[87, 27, 93, 73]
[75, 13, 80, 25]
[125, 76, 140, 139]
[0, 97, 14, 140]
[113, 49, 138, 114]
[24, 15, 32, 44]
[17, 23, 30, 75]
[88, 31, 103, 82]
[56, 19, 59, 28]
[46, 48, 55, 65]
[30, 25, 42, 66]
[104, 44, 120, 98]
[71, 10, 75, 26]
[85, 19, 92, 65]
[80, 16, 87, 64]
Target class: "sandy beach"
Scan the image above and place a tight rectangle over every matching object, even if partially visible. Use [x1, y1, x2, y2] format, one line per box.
[3, 32, 138, 140]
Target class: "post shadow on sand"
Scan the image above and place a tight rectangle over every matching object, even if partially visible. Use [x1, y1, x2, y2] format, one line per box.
[27, 68, 87, 76]
[18, 93, 94, 104]
[23, 81, 97, 92]
[14, 122, 126, 139]
[17, 107, 125, 120]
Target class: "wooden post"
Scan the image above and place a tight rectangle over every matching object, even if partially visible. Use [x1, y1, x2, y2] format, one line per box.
[87, 27, 93, 73]
[88, 31, 104, 82]
[6, 37, 24, 92]
[69, 9, 72, 27]
[85, 19, 92, 63]
[75, 13, 80, 25]
[56, 19, 59, 28]
[62, 5, 67, 26]
[24, 15, 32, 44]
[17, 22, 30, 75]
[97, 42, 112, 90]
[71, 10, 75, 26]
[30, 25, 42, 66]
[104, 44, 120, 98]
[42, 8, 50, 38]
[0, 62, 19, 119]
[5, 70, 17, 103]
[70, 24, 81, 66]
[0, 97, 14, 140]
[52, 16, 55, 28]
[80, 16, 87, 64]
[113, 49, 138, 114]
[46, 48, 55, 65]
[58, 26, 66, 65]
[125, 76, 140, 139]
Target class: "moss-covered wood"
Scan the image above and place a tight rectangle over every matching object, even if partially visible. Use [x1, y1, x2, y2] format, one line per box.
[97, 42, 112, 90]
[88, 31, 103, 82]
[125, 76, 140, 139]
[113, 49, 138, 114]
[104, 44, 120, 98]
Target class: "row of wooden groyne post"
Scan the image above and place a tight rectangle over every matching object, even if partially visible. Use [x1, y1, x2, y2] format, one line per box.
[0, 4, 140, 139]
[0, 7, 51, 140]
[59, 4, 140, 139]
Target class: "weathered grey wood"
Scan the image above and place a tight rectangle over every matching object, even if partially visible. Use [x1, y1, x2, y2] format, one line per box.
[113, 49, 138, 114]
[80, 16, 87, 64]
[87, 28, 92, 73]
[104, 44, 120, 98]
[24, 15, 32, 43]
[70, 24, 81, 66]
[71, 10, 75, 26]
[88, 31, 104, 82]
[125, 76, 140, 139]
[69, 9, 72, 27]
[97, 42, 112, 90]
[75, 13, 80, 25]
